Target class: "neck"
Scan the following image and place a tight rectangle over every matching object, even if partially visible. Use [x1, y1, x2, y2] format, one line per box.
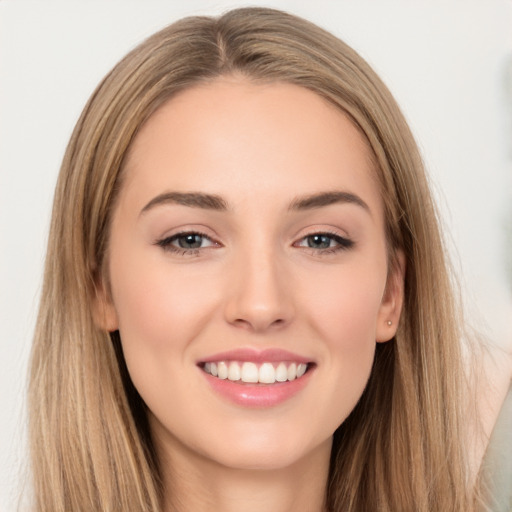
[157, 435, 331, 512]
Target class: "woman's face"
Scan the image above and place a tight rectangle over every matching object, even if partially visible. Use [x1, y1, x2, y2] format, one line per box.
[100, 79, 403, 472]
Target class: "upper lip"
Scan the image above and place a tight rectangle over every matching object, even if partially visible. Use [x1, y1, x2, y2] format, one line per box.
[197, 348, 313, 365]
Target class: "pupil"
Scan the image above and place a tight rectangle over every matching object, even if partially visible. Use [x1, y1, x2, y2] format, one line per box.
[308, 234, 330, 249]
[179, 234, 202, 249]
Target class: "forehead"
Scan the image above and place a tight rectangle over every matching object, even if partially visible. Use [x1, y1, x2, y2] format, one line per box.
[121, 78, 382, 216]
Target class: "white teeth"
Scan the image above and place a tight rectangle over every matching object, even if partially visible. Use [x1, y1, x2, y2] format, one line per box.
[275, 362, 288, 382]
[241, 362, 259, 383]
[297, 363, 307, 378]
[259, 363, 276, 384]
[228, 361, 241, 381]
[203, 360, 309, 384]
[217, 361, 228, 379]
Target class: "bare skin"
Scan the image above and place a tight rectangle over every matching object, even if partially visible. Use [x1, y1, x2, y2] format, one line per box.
[98, 78, 404, 511]
[157, 429, 331, 512]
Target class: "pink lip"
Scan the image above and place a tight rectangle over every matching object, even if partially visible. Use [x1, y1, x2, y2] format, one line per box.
[201, 370, 313, 408]
[197, 348, 315, 408]
[198, 347, 312, 364]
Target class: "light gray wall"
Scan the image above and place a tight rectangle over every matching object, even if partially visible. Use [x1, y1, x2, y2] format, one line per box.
[1, 1, 511, 509]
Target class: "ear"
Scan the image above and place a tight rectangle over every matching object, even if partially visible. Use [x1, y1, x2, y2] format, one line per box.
[91, 277, 119, 332]
[376, 249, 405, 343]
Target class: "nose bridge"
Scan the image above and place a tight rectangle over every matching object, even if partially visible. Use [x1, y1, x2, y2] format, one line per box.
[224, 238, 293, 332]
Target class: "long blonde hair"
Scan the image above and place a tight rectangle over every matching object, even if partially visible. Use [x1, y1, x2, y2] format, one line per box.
[29, 7, 476, 511]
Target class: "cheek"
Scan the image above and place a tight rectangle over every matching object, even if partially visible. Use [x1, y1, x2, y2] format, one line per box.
[108, 255, 223, 429]
[305, 260, 386, 350]
[300, 258, 386, 418]
[110, 253, 215, 343]
[107, 249, 223, 396]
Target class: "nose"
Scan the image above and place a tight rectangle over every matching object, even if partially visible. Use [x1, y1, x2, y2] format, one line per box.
[223, 247, 295, 333]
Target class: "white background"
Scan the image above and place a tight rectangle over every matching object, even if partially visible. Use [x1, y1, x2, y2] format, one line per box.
[1, 1, 511, 509]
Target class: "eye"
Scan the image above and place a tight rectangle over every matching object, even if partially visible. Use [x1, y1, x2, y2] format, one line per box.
[156, 231, 217, 253]
[295, 232, 354, 252]
[173, 233, 211, 249]
[304, 234, 335, 249]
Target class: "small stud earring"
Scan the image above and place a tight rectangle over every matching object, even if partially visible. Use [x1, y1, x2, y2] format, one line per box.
[387, 320, 392, 326]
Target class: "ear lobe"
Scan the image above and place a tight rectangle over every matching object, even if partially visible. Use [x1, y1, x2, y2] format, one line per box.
[376, 250, 406, 343]
[92, 280, 119, 332]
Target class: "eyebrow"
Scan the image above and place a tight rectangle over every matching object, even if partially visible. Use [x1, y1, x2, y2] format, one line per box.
[140, 192, 228, 215]
[288, 191, 370, 213]
[139, 190, 370, 216]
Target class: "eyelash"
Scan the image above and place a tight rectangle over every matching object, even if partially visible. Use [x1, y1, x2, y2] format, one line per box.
[155, 231, 215, 256]
[155, 231, 354, 256]
[295, 232, 354, 255]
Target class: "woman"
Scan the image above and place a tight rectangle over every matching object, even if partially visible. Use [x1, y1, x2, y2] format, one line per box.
[29, 7, 483, 511]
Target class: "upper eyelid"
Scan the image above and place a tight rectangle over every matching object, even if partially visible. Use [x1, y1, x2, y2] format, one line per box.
[293, 228, 351, 242]
[157, 228, 217, 242]
[155, 228, 353, 246]
[162, 232, 216, 244]
[291, 222, 351, 237]
[294, 232, 353, 246]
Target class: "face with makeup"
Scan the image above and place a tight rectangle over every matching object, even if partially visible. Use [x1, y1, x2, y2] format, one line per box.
[98, 79, 403, 474]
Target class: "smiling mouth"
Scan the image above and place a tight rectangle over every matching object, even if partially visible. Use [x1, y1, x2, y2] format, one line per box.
[200, 361, 312, 384]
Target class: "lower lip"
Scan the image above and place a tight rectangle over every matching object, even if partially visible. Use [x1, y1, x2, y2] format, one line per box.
[201, 369, 313, 408]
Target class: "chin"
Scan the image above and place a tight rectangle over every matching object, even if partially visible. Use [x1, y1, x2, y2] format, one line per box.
[195, 427, 333, 472]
